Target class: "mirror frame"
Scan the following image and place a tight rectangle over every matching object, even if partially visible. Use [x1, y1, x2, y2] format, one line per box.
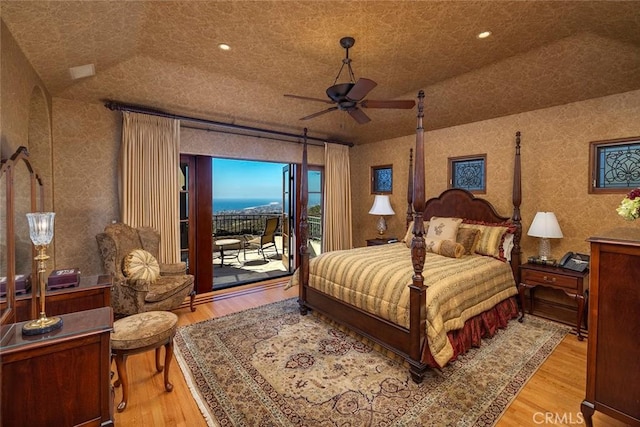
[0, 157, 12, 328]
[0, 146, 42, 334]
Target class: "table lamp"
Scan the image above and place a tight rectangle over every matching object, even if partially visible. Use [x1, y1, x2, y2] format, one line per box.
[22, 212, 63, 335]
[369, 195, 395, 235]
[527, 211, 563, 261]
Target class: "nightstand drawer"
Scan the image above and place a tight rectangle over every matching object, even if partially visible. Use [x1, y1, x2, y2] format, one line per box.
[522, 269, 578, 290]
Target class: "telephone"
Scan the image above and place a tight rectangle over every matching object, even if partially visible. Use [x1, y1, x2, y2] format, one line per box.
[559, 252, 590, 272]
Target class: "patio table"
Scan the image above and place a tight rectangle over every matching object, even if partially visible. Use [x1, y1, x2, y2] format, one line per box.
[215, 238, 241, 266]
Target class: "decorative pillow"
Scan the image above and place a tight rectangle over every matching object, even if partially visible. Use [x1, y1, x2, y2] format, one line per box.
[424, 238, 443, 254]
[403, 221, 430, 248]
[502, 233, 515, 262]
[424, 238, 465, 258]
[456, 228, 480, 255]
[460, 221, 516, 260]
[438, 240, 465, 258]
[403, 221, 414, 246]
[123, 249, 160, 282]
[426, 217, 462, 241]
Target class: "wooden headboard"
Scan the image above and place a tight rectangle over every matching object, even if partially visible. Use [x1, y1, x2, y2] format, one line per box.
[407, 128, 523, 283]
[423, 188, 511, 223]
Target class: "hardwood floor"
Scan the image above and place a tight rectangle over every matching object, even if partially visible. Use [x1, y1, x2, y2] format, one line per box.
[113, 282, 628, 426]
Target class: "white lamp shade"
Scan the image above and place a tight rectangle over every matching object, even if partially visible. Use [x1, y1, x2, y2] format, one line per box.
[26, 212, 55, 246]
[527, 212, 563, 238]
[369, 195, 395, 216]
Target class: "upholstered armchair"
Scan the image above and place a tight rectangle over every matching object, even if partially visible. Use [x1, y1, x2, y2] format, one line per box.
[96, 223, 195, 316]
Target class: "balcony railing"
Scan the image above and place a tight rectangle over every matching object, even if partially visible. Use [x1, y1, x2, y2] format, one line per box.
[212, 213, 322, 240]
[308, 216, 321, 241]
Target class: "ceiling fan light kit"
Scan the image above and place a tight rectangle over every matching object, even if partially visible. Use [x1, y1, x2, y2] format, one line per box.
[285, 36, 415, 124]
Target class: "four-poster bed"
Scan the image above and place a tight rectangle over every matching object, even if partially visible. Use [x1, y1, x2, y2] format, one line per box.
[297, 90, 522, 383]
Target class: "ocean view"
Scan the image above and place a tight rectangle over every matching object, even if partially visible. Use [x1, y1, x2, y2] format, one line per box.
[213, 195, 321, 213]
[214, 198, 280, 213]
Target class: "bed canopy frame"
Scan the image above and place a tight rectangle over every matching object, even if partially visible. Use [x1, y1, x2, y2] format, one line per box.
[297, 90, 522, 382]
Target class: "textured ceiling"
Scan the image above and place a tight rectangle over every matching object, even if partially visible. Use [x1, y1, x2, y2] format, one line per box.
[2, 1, 640, 145]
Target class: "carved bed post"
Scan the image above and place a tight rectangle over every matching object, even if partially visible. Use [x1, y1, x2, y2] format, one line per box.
[408, 90, 428, 382]
[406, 148, 414, 227]
[511, 131, 522, 284]
[298, 129, 310, 314]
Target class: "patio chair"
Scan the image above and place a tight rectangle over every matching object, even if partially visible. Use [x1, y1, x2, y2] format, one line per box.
[244, 217, 279, 261]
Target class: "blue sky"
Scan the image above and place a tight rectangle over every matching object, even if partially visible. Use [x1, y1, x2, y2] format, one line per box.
[213, 158, 286, 199]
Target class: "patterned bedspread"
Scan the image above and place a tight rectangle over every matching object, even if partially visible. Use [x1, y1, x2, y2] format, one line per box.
[300, 242, 517, 367]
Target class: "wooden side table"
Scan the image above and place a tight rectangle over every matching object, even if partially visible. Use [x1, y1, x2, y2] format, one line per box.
[366, 237, 397, 246]
[1, 307, 114, 426]
[518, 263, 588, 340]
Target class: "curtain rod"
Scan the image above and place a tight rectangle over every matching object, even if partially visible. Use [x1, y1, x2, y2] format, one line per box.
[104, 100, 353, 147]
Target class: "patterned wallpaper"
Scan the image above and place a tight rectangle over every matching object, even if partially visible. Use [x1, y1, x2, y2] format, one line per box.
[0, 21, 55, 274]
[2, 2, 640, 145]
[51, 98, 121, 276]
[351, 90, 640, 259]
[3, 15, 640, 278]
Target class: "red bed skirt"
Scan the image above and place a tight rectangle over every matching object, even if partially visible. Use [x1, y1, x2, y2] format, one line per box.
[423, 296, 520, 368]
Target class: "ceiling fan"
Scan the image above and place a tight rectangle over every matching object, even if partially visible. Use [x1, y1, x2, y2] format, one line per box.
[284, 36, 415, 124]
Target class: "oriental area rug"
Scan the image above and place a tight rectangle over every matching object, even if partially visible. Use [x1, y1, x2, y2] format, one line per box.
[174, 298, 569, 427]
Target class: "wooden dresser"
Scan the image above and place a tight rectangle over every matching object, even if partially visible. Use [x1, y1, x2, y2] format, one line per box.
[1, 307, 114, 426]
[14, 274, 112, 322]
[581, 228, 640, 427]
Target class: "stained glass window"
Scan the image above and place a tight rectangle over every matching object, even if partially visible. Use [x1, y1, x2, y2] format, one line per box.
[449, 155, 486, 193]
[371, 165, 392, 194]
[591, 139, 640, 192]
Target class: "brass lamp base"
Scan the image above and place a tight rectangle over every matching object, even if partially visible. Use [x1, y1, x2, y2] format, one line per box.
[22, 314, 63, 336]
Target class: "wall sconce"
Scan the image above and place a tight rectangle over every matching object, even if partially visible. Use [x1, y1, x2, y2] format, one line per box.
[22, 212, 63, 336]
[527, 211, 563, 261]
[368, 195, 395, 235]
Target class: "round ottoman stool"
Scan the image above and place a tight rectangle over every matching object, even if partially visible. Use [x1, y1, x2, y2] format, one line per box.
[111, 311, 178, 412]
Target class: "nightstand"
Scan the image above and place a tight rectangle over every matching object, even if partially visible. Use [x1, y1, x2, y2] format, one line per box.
[518, 263, 588, 340]
[366, 237, 397, 246]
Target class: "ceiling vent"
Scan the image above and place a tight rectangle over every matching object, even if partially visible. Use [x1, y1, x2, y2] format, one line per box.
[69, 63, 95, 80]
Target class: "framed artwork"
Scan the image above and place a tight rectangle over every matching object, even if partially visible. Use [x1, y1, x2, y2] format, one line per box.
[371, 165, 392, 194]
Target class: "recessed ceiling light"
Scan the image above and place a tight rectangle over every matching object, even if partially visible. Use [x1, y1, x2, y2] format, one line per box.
[477, 31, 492, 39]
[69, 63, 95, 80]
[218, 43, 231, 51]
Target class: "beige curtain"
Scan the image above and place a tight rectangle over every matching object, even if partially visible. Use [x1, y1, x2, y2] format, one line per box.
[322, 143, 352, 251]
[120, 112, 180, 263]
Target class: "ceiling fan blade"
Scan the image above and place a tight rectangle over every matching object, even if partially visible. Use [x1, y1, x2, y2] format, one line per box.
[284, 94, 334, 104]
[300, 106, 339, 121]
[361, 99, 416, 109]
[348, 108, 371, 124]
[345, 78, 377, 102]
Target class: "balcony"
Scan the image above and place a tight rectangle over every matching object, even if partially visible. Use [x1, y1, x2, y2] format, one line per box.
[212, 213, 321, 240]
[211, 213, 321, 290]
